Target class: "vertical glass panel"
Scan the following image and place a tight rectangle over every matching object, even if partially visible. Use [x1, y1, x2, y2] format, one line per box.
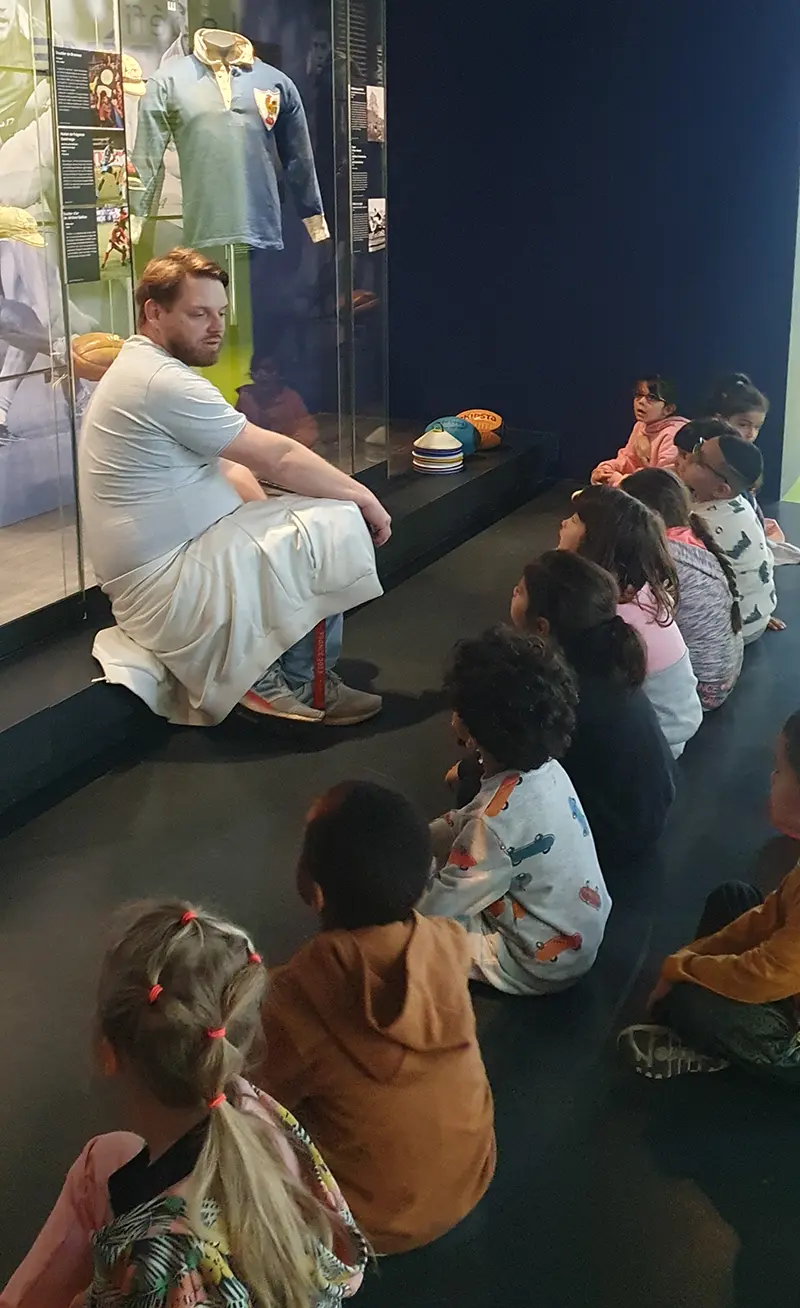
[0, 0, 83, 624]
[337, 0, 389, 475]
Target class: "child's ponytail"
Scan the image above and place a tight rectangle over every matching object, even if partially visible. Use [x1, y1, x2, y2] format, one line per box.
[594, 614, 647, 689]
[188, 962, 332, 1308]
[688, 511, 742, 635]
[195, 1098, 329, 1308]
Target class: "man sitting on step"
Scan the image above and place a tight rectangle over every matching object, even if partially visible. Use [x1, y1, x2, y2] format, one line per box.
[79, 247, 390, 728]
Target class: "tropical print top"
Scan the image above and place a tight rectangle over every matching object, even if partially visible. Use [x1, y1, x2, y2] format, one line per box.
[88, 1085, 367, 1307]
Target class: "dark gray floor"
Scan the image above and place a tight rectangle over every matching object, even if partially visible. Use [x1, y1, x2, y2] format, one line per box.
[3, 487, 800, 1307]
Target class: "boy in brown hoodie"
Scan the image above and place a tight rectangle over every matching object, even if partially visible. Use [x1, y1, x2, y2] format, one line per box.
[258, 780, 496, 1255]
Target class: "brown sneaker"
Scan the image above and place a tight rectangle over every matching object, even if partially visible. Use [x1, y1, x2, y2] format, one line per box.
[323, 674, 382, 726]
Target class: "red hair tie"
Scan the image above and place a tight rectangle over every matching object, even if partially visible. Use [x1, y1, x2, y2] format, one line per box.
[248, 951, 262, 965]
[148, 984, 163, 1004]
[208, 1093, 226, 1110]
[207, 1026, 226, 1040]
[180, 910, 197, 925]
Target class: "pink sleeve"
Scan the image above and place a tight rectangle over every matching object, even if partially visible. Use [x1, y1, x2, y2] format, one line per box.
[591, 428, 640, 485]
[652, 428, 680, 469]
[0, 1133, 142, 1308]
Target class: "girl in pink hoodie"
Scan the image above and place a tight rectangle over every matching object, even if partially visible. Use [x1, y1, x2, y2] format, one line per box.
[591, 376, 688, 487]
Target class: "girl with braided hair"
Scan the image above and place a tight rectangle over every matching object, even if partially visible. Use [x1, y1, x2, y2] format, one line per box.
[1, 900, 366, 1308]
[623, 467, 744, 711]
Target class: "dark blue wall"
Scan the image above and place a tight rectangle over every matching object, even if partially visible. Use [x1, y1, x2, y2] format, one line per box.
[387, 0, 800, 497]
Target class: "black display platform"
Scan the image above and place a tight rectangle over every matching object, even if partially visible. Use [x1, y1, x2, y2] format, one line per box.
[0, 429, 556, 822]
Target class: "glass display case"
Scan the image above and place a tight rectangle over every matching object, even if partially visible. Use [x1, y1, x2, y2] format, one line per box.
[0, 0, 389, 633]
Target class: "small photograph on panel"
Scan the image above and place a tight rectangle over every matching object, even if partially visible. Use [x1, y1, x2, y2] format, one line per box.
[368, 197, 386, 252]
[98, 203, 130, 278]
[366, 85, 385, 143]
[93, 135, 126, 204]
[89, 52, 123, 129]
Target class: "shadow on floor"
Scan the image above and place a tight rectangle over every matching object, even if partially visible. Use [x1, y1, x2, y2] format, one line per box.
[644, 1073, 800, 1308]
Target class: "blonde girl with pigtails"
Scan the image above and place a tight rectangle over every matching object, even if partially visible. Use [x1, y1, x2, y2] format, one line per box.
[0, 901, 367, 1308]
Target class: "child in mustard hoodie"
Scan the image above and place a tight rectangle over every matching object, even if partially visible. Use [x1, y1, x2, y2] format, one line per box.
[258, 781, 496, 1256]
[619, 710, 800, 1082]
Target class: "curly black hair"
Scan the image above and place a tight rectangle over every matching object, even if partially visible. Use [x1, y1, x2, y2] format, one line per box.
[444, 626, 577, 771]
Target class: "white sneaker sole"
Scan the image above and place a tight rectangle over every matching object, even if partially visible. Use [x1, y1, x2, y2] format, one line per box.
[238, 691, 324, 724]
[618, 1024, 729, 1080]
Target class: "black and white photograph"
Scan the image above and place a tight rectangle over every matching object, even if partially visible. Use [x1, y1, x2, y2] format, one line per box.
[368, 195, 386, 251]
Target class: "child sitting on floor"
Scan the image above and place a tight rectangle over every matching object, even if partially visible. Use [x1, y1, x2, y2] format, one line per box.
[623, 467, 744, 711]
[420, 626, 611, 996]
[591, 375, 688, 486]
[674, 420, 783, 642]
[559, 484, 702, 756]
[1, 900, 366, 1308]
[619, 710, 800, 1083]
[702, 374, 800, 560]
[259, 781, 496, 1256]
[706, 372, 769, 445]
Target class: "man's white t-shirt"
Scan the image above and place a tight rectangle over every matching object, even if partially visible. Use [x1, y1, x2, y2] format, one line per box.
[78, 335, 246, 583]
[694, 494, 776, 640]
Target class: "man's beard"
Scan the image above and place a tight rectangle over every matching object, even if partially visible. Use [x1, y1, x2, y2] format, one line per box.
[165, 334, 222, 367]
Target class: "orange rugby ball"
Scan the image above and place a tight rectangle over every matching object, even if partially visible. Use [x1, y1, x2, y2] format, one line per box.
[457, 408, 503, 449]
[72, 331, 124, 381]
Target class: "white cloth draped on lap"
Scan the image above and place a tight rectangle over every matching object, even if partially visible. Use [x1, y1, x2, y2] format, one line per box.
[91, 494, 382, 727]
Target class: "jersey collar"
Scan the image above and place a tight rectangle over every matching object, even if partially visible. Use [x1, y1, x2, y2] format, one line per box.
[193, 29, 255, 108]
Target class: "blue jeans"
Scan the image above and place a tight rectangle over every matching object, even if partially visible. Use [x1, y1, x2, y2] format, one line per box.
[254, 615, 343, 695]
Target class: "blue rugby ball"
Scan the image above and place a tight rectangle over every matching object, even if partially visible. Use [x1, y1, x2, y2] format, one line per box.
[425, 416, 478, 456]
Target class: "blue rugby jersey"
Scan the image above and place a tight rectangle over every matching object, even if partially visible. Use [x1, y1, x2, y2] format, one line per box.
[131, 34, 328, 250]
